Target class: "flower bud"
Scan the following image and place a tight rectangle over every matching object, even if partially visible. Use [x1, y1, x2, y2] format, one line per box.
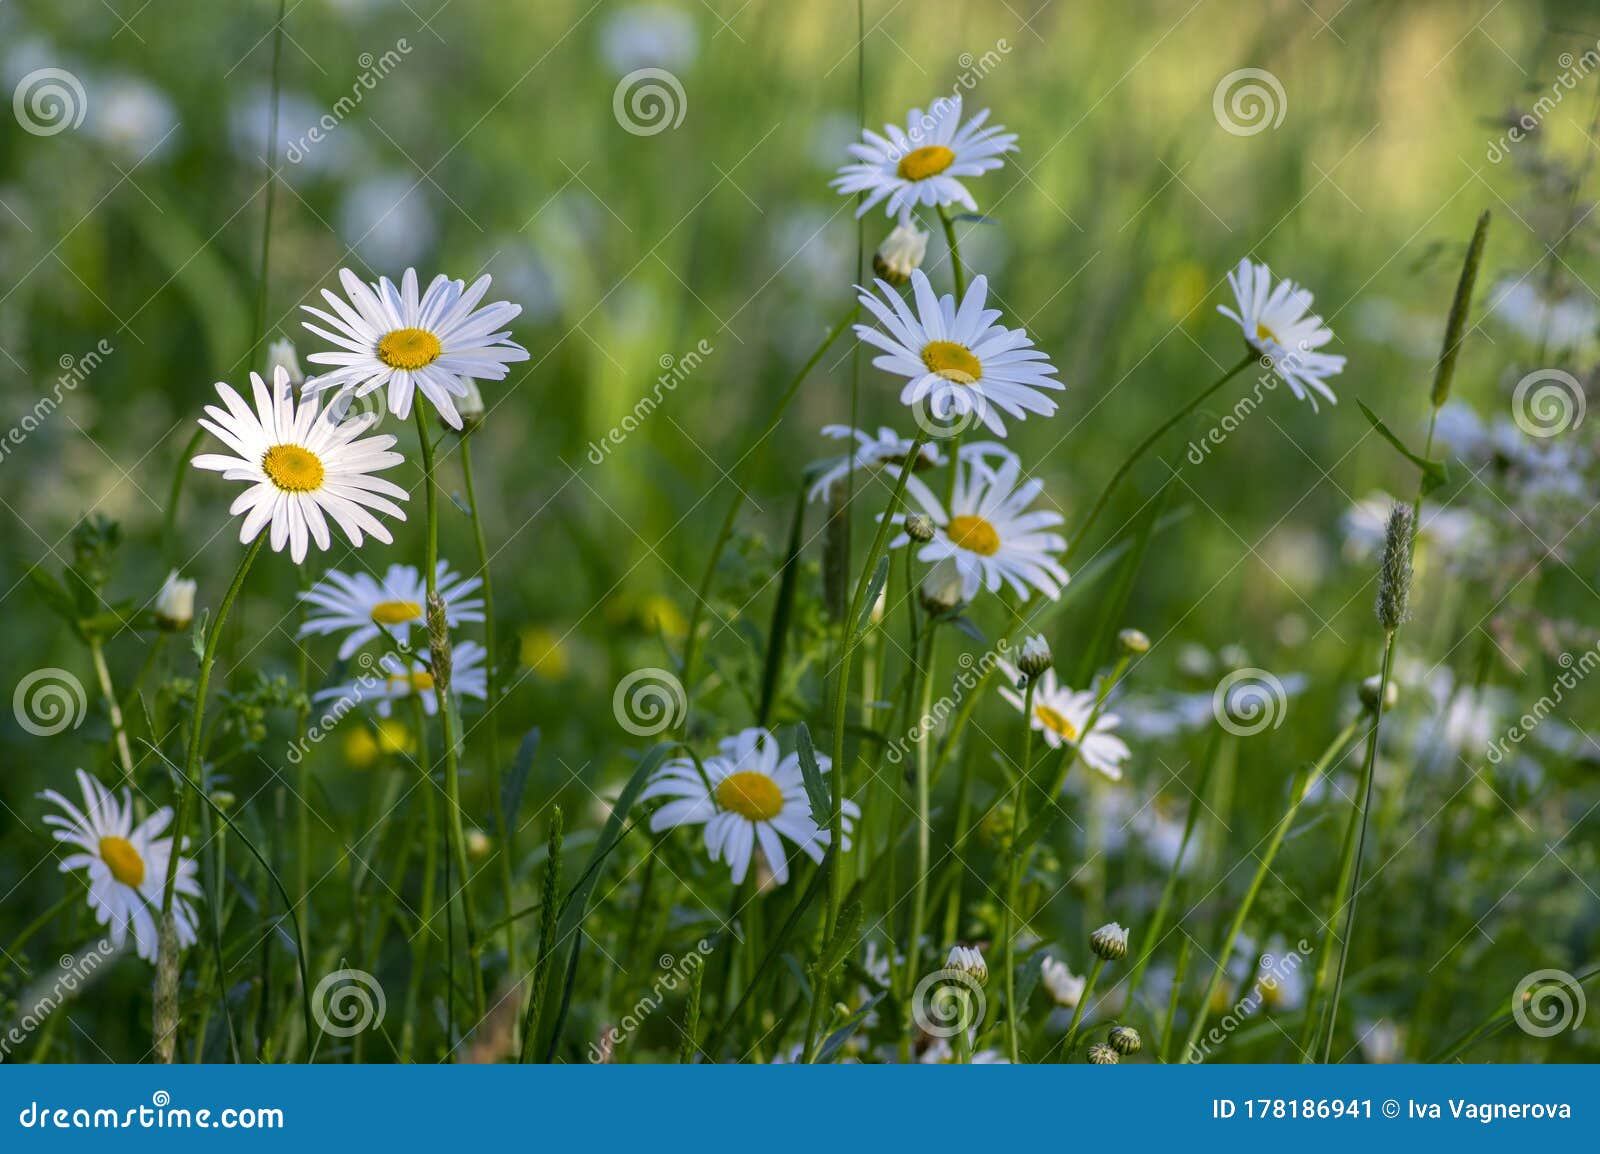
[905, 512, 936, 543]
[1090, 921, 1129, 962]
[154, 570, 197, 632]
[946, 944, 988, 985]
[1017, 634, 1053, 679]
[1108, 1024, 1142, 1055]
[1118, 628, 1150, 655]
[466, 827, 491, 859]
[919, 556, 965, 615]
[457, 379, 486, 433]
[1359, 674, 1399, 713]
[1086, 1041, 1120, 1064]
[265, 338, 304, 391]
[873, 223, 929, 286]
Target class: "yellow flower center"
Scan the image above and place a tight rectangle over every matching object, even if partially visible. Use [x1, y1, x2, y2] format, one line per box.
[98, 836, 145, 887]
[946, 514, 1001, 556]
[715, 771, 785, 822]
[261, 444, 325, 492]
[922, 340, 982, 385]
[1255, 321, 1281, 345]
[370, 600, 423, 626]
[897, 144, 956, 181]
[377, 327, 443, 370]
[1035, 704, 1080, 742]
[388, 670, 435, 694]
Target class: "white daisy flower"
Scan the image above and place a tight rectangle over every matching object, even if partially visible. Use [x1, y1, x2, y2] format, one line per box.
[893, 450, 1068, 602]
[1218, 259, 1345, 409]
[191, 368, 408, 564]
[832, 94, 1017, 220]
[641, 727, 858, 885]
[38, 770, 202, 964]
[806, 425, 946, 503]
[301, 268, 529, 429]
[315, 641, 488, 719]
[1040, 955, 1086, 1008]
[299, 561, 485, 660]
[998, 664, 1131, 781]
[856, 269, 1063, 438]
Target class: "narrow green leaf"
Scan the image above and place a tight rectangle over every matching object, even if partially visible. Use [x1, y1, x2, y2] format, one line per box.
[794, 722, 832, 827]
[855, 555, 889, 635]
[1357, 400, 1450, 495]
[500, 728, 540, 841]
[757, 488, 806, 727]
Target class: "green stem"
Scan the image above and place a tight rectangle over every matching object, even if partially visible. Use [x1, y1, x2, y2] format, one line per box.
[1003, 677, 1038, 1062]
[904, 623, 939, 997]
[154, 534, 264, 1062]
[400, 696, 439, 1063]
[1057, 956, 1105, 1058]
[88, 637, 136, 787]
[1065, 353, 1254, 563]
[413, 404, 486, 1024]
[937, 203, 968, 507]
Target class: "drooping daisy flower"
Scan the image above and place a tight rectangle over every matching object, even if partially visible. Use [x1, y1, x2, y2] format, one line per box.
[998, 663, 1131, 781]
[39, 770, 202, 963]
[1040, 955, 1086, 1008]
[301, 268, 529, 429]
[641, 727, 858, 885]
[832, 94, 1017, 220]
[856, 270, 1062, 437]
[191, 368, 408, 564]
[299, 561, 485, 660]
[806, 425, 946, 503]
[893, 450, 1068, 602]
[1218, 259, 1345, 409]
[314, 642, 488, 719]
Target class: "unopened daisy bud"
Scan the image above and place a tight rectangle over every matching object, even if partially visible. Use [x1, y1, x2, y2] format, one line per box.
[946, 944, 988, 985]
[872, 223, 929, 286]
[905, 512, 936, 543]
[1376, 503, 1414, 633]
[457, 379, 486, 433]
[1108, 1024, 1142, 1055]
[1090, 921, 1129, 962]
[154, 569, 197, 632]
[1016, 634, 1053, 679]
[265, 338, 304, 391]
[210, 790, 236, 811]
[919, 556, 965, 615]
[1118, 628, 1150, 655]
[1359, 674, 1399, 713]
[1086, 1041, 1120, 1064]
[466, 827, 491, 859]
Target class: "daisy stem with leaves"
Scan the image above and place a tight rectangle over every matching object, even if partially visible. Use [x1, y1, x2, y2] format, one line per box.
[1064, 352, 1255, 562]
[904, 620, 940, 997]
[400, 695, 440, 1063]
[412, 404, 487, 1023]
[154, 534, 264, 1062]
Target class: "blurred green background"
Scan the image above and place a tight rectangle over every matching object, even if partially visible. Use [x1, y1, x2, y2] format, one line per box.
[1, 0, 1597, 1062]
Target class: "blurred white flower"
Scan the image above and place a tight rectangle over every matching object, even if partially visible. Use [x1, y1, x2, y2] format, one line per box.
[600, 4, 699, 75]
[86, 74, 178, 159]
[337, 174, 436, 269]
[1040, 956, 1085, 1008]
[1489, 278, 1597, 353]
[806, 425, 944, 504]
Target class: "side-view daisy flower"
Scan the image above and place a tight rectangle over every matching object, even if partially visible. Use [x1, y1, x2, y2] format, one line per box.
[641, 727, 858, 885]
[191, 367, 408, 564]
[299, 561, 485, 660]
[39, 770, 202, 963]
[998, 665, 1131, 781]
[856, 269, 1062, 437]
[832, 94, 1017, 220]
[315, 642, 488, 719]
[301, 268, 529, 429]
[806, 425, 946, 503]
[1218, 259, 1345, 409]
[892, 450, 1068, 601]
